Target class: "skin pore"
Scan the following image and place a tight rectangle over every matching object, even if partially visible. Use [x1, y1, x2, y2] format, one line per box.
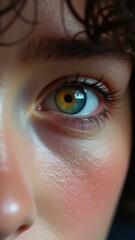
[0, 1, 133, 240]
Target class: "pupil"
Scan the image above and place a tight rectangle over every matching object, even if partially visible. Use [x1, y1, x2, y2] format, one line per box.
[64, 94, 73, 103]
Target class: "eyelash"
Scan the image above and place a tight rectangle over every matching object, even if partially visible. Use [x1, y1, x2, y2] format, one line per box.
[36, 75, 122, 131]
[65, 75, 121, 106]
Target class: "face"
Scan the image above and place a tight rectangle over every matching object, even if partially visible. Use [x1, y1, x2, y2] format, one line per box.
[0, 1, 132, 240]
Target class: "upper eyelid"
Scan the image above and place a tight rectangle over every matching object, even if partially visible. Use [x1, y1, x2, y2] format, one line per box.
[39, 74, 119, 95]
[36, 75, 122, 112]
[36, 75, 108, 102]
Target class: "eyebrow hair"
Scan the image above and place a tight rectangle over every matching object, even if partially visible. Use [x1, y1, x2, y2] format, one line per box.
[19, 36, 130, 63]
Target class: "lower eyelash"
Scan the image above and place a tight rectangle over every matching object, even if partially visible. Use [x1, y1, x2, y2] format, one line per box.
[86, 108, 112, 130]
[54, 108, 111, 131]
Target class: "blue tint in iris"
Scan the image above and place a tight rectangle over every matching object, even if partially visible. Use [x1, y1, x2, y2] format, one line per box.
[55, 86, 87, 114]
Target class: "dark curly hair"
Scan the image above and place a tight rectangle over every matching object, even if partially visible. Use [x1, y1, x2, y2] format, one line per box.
[1, 0, 135, 56]
[66, 1, 135, 58]
[0, 0, 38, 46]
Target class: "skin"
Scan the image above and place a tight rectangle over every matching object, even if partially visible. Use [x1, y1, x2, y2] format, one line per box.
[0, 1, 132, 240]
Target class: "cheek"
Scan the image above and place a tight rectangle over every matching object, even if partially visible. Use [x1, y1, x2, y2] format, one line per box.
[9, 90, 131, 240]
[24, 122, 131, 240]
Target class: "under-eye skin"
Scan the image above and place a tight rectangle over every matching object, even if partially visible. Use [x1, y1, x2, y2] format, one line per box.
[35, 75, 122, 131]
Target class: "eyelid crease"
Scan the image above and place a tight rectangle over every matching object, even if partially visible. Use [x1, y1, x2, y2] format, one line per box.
[65, 75, 109, 91]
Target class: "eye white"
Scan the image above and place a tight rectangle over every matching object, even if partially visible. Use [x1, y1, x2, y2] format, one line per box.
[74, 89, 99, 116]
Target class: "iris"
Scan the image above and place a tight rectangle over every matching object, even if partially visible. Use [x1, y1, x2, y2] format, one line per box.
[55, 86, 86, 114]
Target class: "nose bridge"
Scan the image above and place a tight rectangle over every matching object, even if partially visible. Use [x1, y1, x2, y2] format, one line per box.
[0, 125, 36, 239]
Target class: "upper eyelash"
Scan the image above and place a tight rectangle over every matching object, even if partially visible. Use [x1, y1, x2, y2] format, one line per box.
[63, 75, 122, 106]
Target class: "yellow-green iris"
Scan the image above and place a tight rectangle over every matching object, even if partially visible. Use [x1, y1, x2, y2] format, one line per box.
[55, 86, 86, 114]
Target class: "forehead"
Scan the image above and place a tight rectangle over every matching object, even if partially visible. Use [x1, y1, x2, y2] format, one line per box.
[0, 0, 86, 65]
[0, 0, 85, 43]
[38, 0, 86, 37]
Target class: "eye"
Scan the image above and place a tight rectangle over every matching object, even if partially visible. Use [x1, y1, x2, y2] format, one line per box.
[35, 76, 121, 131]
[40, 84, 99, 115]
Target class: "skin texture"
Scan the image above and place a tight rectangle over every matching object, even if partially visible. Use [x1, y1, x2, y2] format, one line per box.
[0, 1, 133, 240]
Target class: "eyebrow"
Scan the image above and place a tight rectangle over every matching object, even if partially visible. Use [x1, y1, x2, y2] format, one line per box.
[19, 36, 129, 63]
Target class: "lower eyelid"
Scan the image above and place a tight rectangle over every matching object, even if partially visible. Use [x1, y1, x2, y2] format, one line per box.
[55, 109, 110, 129]
[35, 107, 111, 133]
